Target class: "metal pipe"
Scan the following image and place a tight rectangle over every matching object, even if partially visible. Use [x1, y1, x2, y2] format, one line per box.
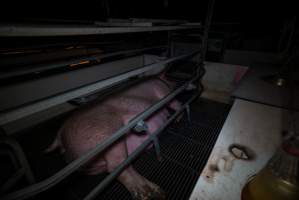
[0, 25, 201, 37]
[84, 93, 199, 200]
[0, 46, 167, 80]
[201, 0, 215, 63]
[151, 133, 162, 161]
[0, 168, 25, 194]
[0, 139, 35, 184]
[186, 104, 191, 123]
[1, 67, 200, 200]
[0, 50, 199, 126]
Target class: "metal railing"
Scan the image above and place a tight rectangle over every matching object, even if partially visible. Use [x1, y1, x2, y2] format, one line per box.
[84, 93, 199, 200]
[0, 45, 167, 80]
[0, 51, 199, 126]
[1, 64, 202, 200]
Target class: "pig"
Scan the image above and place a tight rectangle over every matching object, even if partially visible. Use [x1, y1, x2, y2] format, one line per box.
[47, 76, 181, 199]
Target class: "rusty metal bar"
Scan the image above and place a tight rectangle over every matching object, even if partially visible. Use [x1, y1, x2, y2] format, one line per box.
[0, 45, 167, 80]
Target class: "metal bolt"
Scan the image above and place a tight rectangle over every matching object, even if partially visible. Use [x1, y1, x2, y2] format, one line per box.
[133, 120, 148, 133]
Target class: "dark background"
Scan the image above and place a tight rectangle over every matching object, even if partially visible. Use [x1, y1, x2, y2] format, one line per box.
[0, 0, 296, 23]
[1, 0, 297, 52]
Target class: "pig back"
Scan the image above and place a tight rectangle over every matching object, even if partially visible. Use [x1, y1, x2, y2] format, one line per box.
[59, 104, 124, 163]
[123, 78, 172, 101]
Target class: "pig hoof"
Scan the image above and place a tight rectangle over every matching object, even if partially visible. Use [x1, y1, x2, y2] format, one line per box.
[131, 183, 166, 200]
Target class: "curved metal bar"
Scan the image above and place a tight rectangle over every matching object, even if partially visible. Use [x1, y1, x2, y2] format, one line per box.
[0, 168, 25, 194]
[0, 138, 35, 184]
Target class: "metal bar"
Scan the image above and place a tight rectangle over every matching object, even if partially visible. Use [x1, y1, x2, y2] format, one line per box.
[186, 104, 191, 123]
[0, 25, 201, 37]
[201, 0, 215, 63]
[0, 139, 35, 184]
[0, 47, 101, 67]
[0, 46, 167, 80]
[0, 150, 19, 170]
[0, 168, 25, 194]
[0, 56, 143, 112]
[94, 22, 153, 27]
[130, 18, 188, 24]
[84, 93, 199, 200]
[0, 51, 199, 126]
[151, 133, 162, 161]
[1, 68, 200, 200]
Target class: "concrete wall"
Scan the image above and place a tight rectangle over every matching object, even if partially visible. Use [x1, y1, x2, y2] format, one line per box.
[201, 62, 248, 103]
[223, 49, 278, 66]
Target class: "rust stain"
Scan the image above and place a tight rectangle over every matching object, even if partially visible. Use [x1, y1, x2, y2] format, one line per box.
[228, 144, 256, 161]
[203, 144, 256, 183]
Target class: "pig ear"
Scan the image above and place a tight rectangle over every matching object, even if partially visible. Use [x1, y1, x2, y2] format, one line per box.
[158, 69, 169, 82]
[159, 72, 166, 81]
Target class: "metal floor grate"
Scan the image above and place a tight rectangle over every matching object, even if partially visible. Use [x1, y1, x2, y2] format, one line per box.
[62, 99, 231, 200]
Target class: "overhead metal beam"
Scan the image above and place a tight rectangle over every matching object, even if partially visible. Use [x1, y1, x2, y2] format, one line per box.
[0, 46, 166, 80]
[0, 56, 144, 111]
[201, 0, 216, 62]
[0, 24, 201, 37]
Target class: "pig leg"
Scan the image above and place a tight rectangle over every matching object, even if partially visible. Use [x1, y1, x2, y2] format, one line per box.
[169, 99, 181, 111]
[104, 140, 166, 200]
[44, 128, 65, 154]
[168, 100, 183, 122]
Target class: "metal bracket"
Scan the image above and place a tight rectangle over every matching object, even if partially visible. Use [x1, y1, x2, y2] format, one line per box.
[186, 83, 197, 91]
[133, 120, 148, 133]
[134, 120, 161, 160]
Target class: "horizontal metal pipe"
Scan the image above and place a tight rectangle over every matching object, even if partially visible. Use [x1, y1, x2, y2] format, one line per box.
[0, 25, 201, 37]
[0, 47, 101, 68]
[0, 50, 199, 126]
[0, 46, 167, 80]
[1, 67, 200, 200]
[84, 93, 199, 200]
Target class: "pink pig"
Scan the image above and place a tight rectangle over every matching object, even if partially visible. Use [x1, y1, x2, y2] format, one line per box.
[47, 76, 181, 199]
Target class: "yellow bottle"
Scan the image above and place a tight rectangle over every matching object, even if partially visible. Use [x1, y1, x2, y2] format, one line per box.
[242, 142, 299, 200]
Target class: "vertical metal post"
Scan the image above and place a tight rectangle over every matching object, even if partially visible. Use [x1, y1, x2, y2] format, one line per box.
[104, 0, 110, 19]
[150, 134, 162, 161]
[167, 31, 172, 57]
[0, 138, 35, 193]
[186, 104, 191, 123]
[201, 0, 216, 63]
